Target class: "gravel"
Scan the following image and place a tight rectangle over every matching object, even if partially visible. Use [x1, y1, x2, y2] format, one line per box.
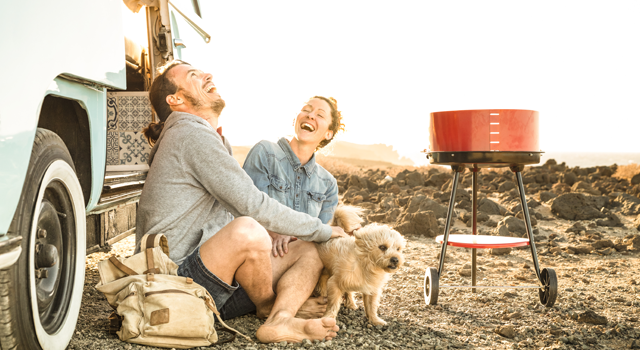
[69, 193, 640, 350]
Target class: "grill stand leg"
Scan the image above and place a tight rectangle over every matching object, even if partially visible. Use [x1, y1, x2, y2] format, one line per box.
[471, 169, 478, 293]
[511, 166, 542, 284]
[437, 166, 464, 277]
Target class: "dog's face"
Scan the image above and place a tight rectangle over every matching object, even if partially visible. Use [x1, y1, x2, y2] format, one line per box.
[354, 224, 406, 273]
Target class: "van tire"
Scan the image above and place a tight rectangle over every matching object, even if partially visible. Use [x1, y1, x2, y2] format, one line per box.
[0, 128, 86, 350]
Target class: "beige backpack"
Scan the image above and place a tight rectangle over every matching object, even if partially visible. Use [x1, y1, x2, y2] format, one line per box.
[95, 234, 248, 349]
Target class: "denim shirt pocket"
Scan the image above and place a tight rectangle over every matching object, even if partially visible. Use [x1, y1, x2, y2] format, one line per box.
[306, 191, 327, 217]
[268, 174, 290, 204]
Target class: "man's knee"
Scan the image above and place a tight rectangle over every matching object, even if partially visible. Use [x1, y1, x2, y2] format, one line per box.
[232, 217, 270, 250]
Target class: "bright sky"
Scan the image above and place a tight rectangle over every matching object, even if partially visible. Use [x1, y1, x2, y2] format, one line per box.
[124, 1, 640, 165]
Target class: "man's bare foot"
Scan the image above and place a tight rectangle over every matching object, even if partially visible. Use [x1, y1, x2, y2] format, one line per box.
[295, 296, 327, 319]
[256, 311, 339, 343]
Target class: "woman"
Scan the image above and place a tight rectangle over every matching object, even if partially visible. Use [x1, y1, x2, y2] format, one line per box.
[243, 96, 345, 257]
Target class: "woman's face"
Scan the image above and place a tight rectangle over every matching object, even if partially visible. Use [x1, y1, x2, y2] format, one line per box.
[294, 98, 333, 147]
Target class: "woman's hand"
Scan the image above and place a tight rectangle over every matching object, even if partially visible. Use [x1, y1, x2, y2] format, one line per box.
[330, 226, 349, 239]
[268, 231, 298, 257]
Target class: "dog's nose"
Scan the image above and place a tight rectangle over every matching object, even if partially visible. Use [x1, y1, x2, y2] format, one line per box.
[390, 257, 399, 265]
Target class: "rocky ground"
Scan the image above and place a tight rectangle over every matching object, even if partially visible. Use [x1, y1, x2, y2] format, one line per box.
[69, 160, 640, 350]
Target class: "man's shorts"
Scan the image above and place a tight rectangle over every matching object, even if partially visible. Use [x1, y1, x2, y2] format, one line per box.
[177, 246, 256, 320]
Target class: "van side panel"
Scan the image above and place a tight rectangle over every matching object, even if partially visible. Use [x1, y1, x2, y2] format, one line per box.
[0, 0, 124, 235]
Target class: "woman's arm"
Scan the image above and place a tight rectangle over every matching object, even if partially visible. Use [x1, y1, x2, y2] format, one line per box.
[318, 178, 339, 225]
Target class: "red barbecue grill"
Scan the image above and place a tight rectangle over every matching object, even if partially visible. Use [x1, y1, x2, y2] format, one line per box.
[423, 109, 558, 307]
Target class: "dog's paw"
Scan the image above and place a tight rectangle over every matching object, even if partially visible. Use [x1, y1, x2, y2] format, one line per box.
[369, 317, 387, 326]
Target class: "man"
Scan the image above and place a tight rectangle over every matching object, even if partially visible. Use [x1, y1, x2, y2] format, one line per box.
[136, 60, 346, 343]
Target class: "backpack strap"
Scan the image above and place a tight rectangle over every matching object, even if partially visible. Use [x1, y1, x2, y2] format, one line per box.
[108, 256, 137, 276]
[140, 233, 170, 256]
[144, 248, 160, 274]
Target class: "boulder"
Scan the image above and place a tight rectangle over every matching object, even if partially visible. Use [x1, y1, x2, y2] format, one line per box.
[495, 217, 527, 236]
[613, 193, 640, 215]
[591, 239, 614, 250]
[386, 208, 402, 223]
[597, 166, 614, 177]
[571, 181, 601, 196]
[509, 198, 540, 213]
[394, 210, 439, 237]
[406, 195, 448, 219]
[405, 171, 424, 188]
[425, 172, 451, 188]
[539, 191, 557, 202]
[560, 172, 577, 186]
[494, 325, 516, 339]
[490, 247, 512, 256]
[632, 173, 640, 185]
[565, 222, 586, 233]
[596, 212, 624, 227]
[477, 198, 506, 215]
[575, 310, 608, 325]
[550, 193, 606, 220]
[367, 213, 387, 223]
[552, 183, 572, 194]
[498, 181, 516, 192]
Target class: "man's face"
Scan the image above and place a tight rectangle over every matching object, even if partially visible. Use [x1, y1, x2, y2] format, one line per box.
[169, 64, 225, 115]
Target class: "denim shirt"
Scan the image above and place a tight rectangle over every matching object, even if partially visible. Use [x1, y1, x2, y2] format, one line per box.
[243, 138, 338, 224]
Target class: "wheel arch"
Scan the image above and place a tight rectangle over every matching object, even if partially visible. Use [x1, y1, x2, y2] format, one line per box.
[37, 95, 92, 206]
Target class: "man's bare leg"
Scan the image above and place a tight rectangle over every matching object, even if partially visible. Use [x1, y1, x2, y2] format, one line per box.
[256, 241, 339, 342]
[198, 217, 275, 318]
[268, 240, 326, 319]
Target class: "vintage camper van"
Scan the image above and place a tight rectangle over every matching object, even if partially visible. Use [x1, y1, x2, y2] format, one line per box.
[0, 1, 209, 348]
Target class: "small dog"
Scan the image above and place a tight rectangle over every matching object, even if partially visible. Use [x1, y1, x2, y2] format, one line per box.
[316, 206, 406, 325]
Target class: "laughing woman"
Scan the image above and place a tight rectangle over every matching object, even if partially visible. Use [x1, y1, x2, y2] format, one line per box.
[243, 96, 345, 257]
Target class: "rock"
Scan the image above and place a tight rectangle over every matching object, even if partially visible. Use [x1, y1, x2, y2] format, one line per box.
[509, 198, 540, 213]
[561, 172, 577, 186]
[596, 212, 624, 227]
[406, 195, 448, 219]
[576, 310, 608, 325]
[591, 239, 614, 249]
[632, 173, 640, 185]
[425, 172, 451, 188]
[565, 222, 586, 233]
[394, 210, 439, 237]
[494, 325, 515, 339]
[636, 214, 640, 231]
[571, 181, 601, 196]
[566, 245, 592, 254]
[389, 184, 401, 194]
[552, 183, 572, 194]
[385, 208, 402, 223]
[458, 267, 471, 277]
[478, 198, 506, 215]
[507, 311, 522, 320]
[628, 235, 640, 249]
[515, 211, 537, 226]
[597, 247, 615, 255]
[405, 171, 424, 188]
[367, 213, 387, 223]
[498, 181, 516, 192]
[540, 191, 557, 202]
[550, 193, 606, 220]
[495, 217, 527, 236]
[613, 193, 640, 215]
[490, 247, 512, 256]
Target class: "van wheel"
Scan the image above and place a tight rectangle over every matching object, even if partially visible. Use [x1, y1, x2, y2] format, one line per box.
[0, 128, 86, 350]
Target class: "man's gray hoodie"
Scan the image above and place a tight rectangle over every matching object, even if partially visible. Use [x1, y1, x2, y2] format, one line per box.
[136, 112, 332, 264]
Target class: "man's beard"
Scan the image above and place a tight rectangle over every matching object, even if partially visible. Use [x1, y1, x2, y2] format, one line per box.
[183, 91, 225, 115]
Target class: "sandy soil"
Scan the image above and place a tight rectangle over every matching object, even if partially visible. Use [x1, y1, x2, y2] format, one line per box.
[68, 196, 640, 350]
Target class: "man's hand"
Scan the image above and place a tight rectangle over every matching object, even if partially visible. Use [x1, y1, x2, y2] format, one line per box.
[330, 226, 349, 239]
[268, 231, 297, 257]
